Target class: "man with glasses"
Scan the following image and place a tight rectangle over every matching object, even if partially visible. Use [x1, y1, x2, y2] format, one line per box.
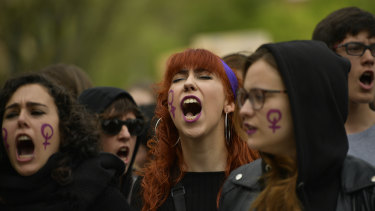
[313, 7, 375, 164]
[78, 86, 145, 208]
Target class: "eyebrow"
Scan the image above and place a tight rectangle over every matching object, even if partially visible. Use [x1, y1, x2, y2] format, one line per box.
[5, 102, 48, 111]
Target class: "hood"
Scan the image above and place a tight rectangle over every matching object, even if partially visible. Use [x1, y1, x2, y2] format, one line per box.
[261, 40, 350, 209]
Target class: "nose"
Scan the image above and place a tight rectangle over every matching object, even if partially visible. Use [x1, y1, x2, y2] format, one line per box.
[239, 100, 255, 119]
[118, 125, 131, 140]
[361, 48, 375, 66]
[17, 110, 29, 128]
[183, 75, 197, 92]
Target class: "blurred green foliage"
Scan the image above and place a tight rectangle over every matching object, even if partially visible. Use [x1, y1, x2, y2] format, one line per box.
[0, 0, 374, 88]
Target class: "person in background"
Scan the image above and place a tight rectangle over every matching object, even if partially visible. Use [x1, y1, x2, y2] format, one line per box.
[222, 52, 248, 81]
[0, 73, 131, 211]
[78, 86, 145, 208]
[128, 81, 157, 172]
[312, 7, 375, 164]
[139, 48, 259, 211]
[40, 63, 93, 99]
[219, 40, 375, 211]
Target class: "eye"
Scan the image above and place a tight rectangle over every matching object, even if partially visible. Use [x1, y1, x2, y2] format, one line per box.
[347, 43, 363, 52]
[172, 78, 184, 83]
[4, 111, 18, 119]
[199, 75, 212, 80]
[172, 73, 186, 83]
[30, 109, 45, 116]
[251, 89, 264, 102]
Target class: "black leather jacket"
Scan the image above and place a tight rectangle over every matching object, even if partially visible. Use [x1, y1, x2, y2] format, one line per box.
[219, 156, 375, 211]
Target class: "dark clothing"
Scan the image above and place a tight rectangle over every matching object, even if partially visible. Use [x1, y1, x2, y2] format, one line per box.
[132, 171, 225, 211]
[0, 152, 132, 211]
[220, 156, 375, 211]
[220, 40, 375, 210]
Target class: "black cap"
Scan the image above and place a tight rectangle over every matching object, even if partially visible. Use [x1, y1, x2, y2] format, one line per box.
[78, 86, 136, 114]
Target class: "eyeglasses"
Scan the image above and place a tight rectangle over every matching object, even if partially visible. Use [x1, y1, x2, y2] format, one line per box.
[101, 118, 144, 136]
[336, 42, 375, 57]
[237, 88, 287, 110]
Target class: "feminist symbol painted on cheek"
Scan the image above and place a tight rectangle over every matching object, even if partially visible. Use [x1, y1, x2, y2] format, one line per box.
[267, 109, 282, 133]
[2, 128, 9, 149]
[41, 124, 54, 150]
[168, 90, 176, 118]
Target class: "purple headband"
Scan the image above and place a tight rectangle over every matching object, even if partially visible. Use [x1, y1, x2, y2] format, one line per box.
[221, 60, 238, 99]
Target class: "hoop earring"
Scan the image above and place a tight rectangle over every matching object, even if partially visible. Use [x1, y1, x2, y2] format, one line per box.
[225, 112, 231, 144]
[154, 118, 162, 132]
[172, 137, 180, 147]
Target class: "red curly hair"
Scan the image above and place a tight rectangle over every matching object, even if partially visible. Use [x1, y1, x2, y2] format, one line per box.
[141, 49, 259, 211]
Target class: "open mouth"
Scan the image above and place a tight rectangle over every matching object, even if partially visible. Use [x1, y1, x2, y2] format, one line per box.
[181, 96, 202, 122]
[16, 135, 35, 161]
[243, 123, 257, 135]
[116, 146, 129, 162]
[359, 71, 374, 89]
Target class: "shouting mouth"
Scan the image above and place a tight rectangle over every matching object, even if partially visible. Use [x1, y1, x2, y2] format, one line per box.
[359, 71, 374, 90]
[16, 135, 35, 162]
[181, 96, 202, 123]
[116, 146, 129, 163]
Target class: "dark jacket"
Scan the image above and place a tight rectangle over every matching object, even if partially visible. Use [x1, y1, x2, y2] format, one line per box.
[0, 152, 132, 211]
[219, 40, 375, 210]
[220, 156, 375, 211]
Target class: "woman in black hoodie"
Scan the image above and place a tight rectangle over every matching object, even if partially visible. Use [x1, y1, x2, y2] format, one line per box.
[219, 40, 375, 211]
[0, 73, 131, 211]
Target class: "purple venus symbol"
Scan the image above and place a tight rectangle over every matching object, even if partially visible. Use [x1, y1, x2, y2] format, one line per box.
[41, 124, 54, 150]
[168, 90, 176, 118]
[267, 109, 282, 133]
[2, 128, 9, 149]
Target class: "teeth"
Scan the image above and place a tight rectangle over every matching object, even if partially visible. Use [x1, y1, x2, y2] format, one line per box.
[184, 98, 198, 104]
[17, 135, 31, 141]
[18, 154, 33, 159]
[185, 116, 196, 120]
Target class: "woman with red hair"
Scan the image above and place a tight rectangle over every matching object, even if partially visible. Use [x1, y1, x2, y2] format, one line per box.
[139, 48, 259, 211]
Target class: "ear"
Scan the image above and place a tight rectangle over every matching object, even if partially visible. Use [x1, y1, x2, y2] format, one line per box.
[224, 101, 235, 113]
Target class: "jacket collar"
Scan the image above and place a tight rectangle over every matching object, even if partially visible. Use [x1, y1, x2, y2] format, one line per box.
[341, 155, 375, 193]
[228, 159, 263, 190]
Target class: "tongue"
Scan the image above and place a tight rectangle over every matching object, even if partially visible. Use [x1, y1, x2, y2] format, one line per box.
[185, 112, 194, 117]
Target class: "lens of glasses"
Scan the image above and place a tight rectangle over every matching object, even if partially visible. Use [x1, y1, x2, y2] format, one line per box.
[101, 119, 144, 136]
[345, 42, 375, 56]
[125, 119, 144, 136]
[346, 43, 366, 56]
[251, 89, 264, 110]
[237, 88, 265, 110]
[237, 89, 248, 107]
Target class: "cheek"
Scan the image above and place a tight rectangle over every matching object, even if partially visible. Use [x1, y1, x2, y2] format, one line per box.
[2, 128, 9, 149]
[40, 123, 54, 150]
[266, 109, 283, 133]
[168, 89, 177, 118]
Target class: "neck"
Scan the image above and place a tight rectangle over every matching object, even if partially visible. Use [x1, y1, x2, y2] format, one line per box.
[180, 129, 228, 172]
[345, 101, 375, 134]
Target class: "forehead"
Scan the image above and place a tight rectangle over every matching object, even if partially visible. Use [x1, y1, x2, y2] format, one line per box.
[342, 31, 375, 43]
[6, 84, 54, 107]
[244, 59, 282, 88]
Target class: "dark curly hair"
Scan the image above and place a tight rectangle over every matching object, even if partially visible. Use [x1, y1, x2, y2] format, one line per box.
[0, 73, 99, 185]
[312, 7, 375, 49]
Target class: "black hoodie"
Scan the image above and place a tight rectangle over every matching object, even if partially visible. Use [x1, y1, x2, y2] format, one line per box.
[220, 40, 357, 211]
[263, 40, 350, 210]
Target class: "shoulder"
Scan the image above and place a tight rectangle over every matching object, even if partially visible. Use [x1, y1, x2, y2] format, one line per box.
[219, 160, 262, 211]
[341, 155, 375, 193]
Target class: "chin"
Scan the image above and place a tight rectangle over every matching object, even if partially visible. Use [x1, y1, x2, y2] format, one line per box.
[16, 167, 38, 176]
